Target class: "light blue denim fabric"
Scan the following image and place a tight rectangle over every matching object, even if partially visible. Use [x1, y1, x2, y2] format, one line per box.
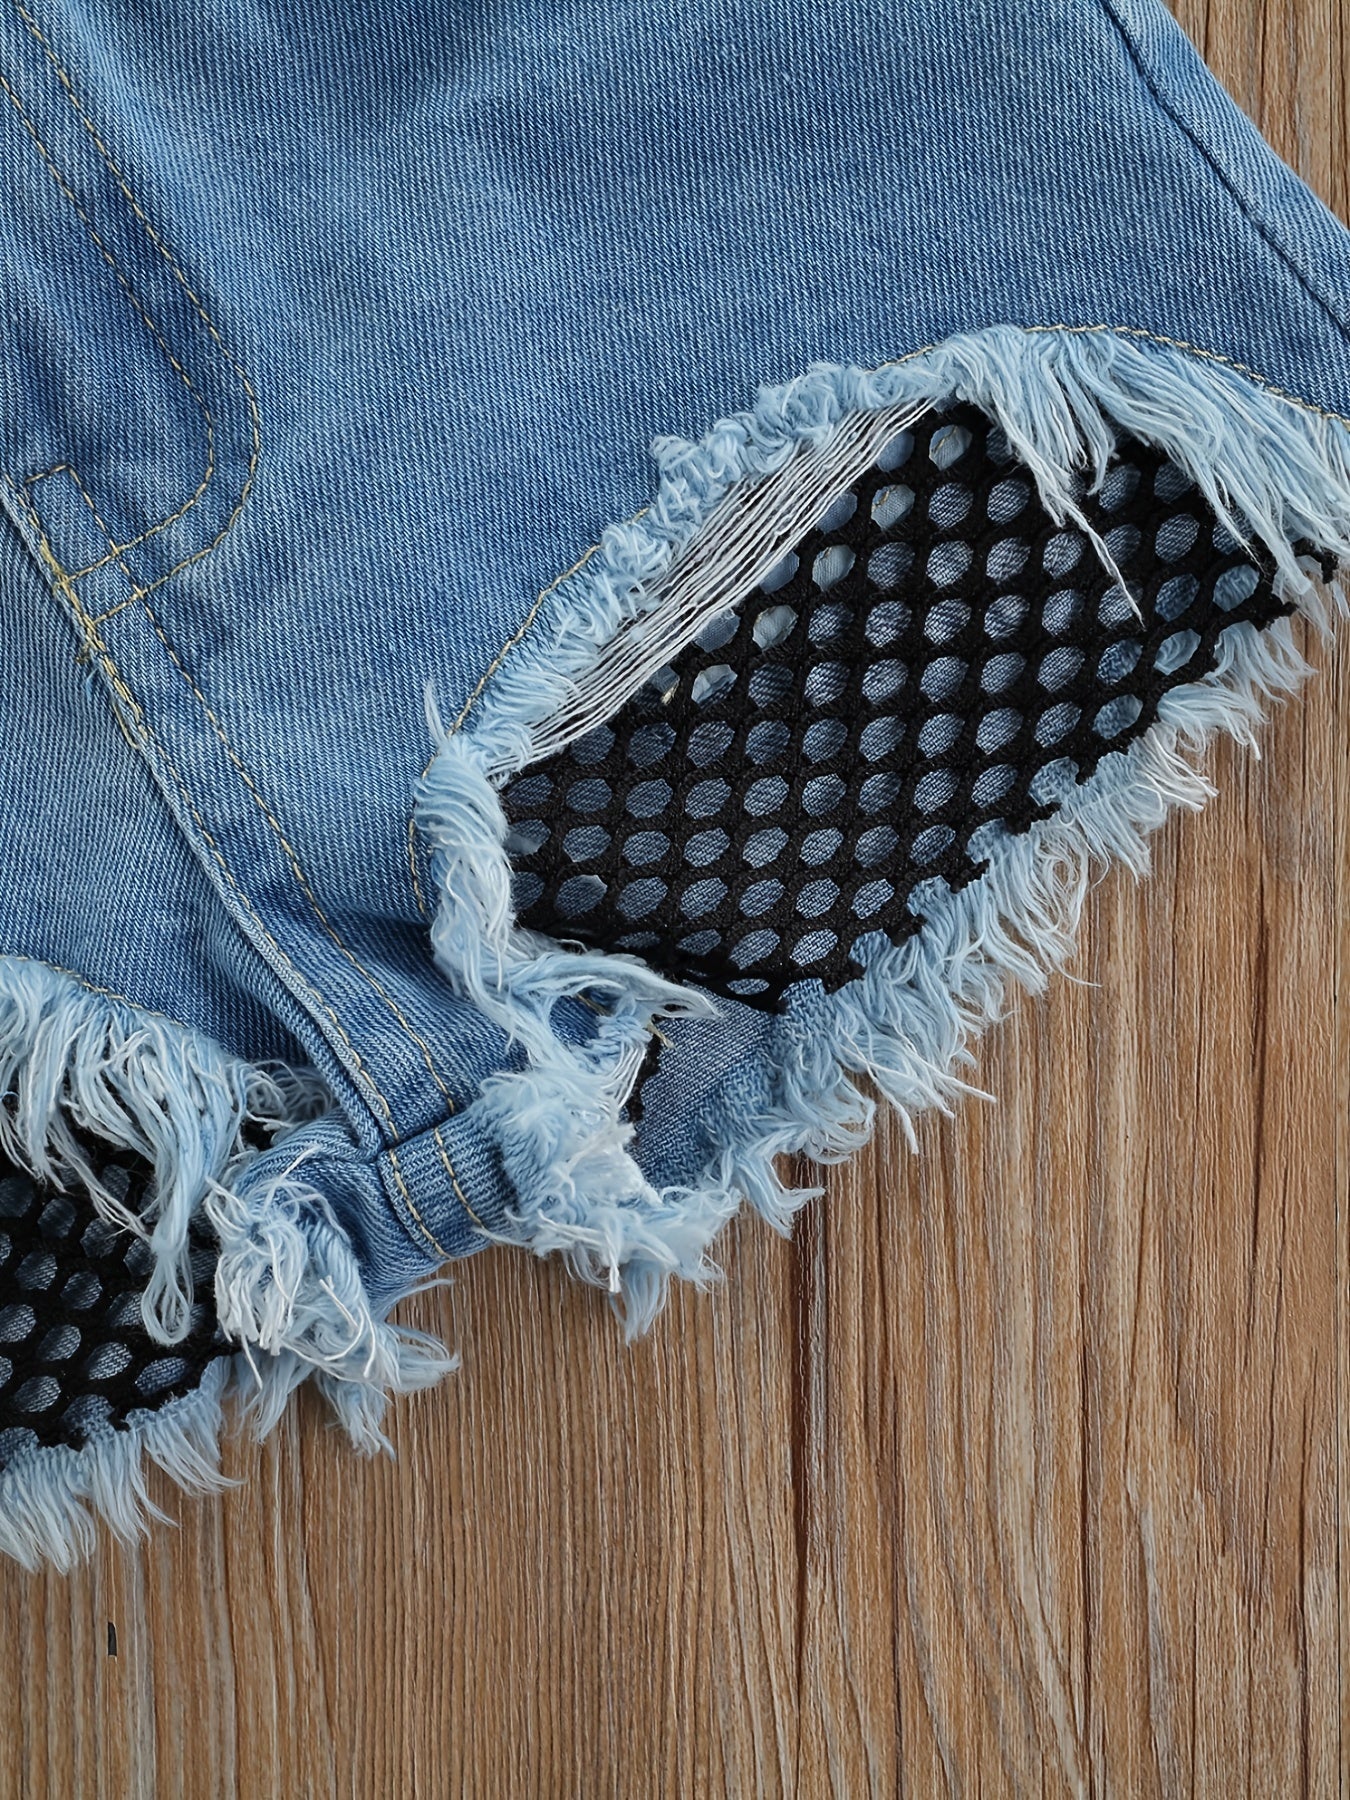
[4, 0, 1350, 1560]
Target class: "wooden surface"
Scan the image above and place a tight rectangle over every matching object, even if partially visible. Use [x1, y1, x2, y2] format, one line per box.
[5, 5, 1350, 1794]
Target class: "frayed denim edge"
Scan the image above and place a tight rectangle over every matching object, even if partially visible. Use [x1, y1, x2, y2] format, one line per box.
[0, 960, 454, 1568]
[0, 1355, 234, 1574]
[415, 323, 1350, 1334]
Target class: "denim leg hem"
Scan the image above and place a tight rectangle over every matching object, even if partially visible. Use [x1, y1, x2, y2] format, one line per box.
[412, 326, 1350, 1335]
[0, 956, 454, 1568]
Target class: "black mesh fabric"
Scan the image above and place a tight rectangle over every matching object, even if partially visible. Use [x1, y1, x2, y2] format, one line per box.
[502, 403, 1297, 1010]
[0, 1136, 224, 1466]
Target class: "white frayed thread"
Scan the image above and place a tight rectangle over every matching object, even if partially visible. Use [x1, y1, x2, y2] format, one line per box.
[0, 958, 330, 1343]
[488, 609, 1323, 1334]
[414, 324, 1350, 1332]
[420, 685, 711, 1047]
[205, 1149, 454, 1450]
[0, 1358, 234, 1574]
[691, 621, 1314, 1189]
[469, 1048, 745, 1336]
[447, 323, 1350, 792]
[525, 399, 934, 762]
[418, 693, 719, 1312]
[0, 960, 458, 1566]
[0, 1241, 454, 1573]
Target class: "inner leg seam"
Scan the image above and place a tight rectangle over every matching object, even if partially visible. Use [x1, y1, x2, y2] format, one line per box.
[136, 595, 459, 1109]
[10, 491, 468, 1260]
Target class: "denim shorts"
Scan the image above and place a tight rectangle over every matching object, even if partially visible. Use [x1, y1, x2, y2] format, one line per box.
[2, 0, 1349, 1566]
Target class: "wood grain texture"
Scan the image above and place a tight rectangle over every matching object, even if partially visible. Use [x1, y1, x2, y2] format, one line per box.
[3, 4, 1349, 1793]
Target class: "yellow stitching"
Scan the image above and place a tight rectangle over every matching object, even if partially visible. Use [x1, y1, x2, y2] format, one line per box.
[30, 466, 146, 636]
[0, 33, 356, 1094]
[3, 950, 196, 1028]
[17, 501, 464, 1262]
[0, 66, 215, 544]
[17, 0, 263, 568]
[10, 0, 264, 584]
[404, 521, 650, 918]
[21, 22, 1335, 1250]
[88, 593, 139, 624]
[17, 1, 230, 339]
[25, 466, 147, 657]
[6, 944, 456, 1264]
[10, 6, 486, 1256]
[32, 543, 375, 1107]
[407, 817, 431, 920]
[433, 1125, 487, 1231]
[136, 595, 459, 1107]
[2, 5, 458, 1248]
[16, 463, 452, 1098]
[106, 417, 260, 596]
[387, 1145, 455, 1261]
[13, 4, 1350, 918]
[64, 469, 143, 601]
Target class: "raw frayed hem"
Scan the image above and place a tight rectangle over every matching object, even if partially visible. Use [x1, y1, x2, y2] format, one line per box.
[0, 959, 456, 1566]
[414, 323, 1349, 1332]
[207, 1163, 456, 1451]
[415, 757, 720, 1330]
[0, 955, 331, 1342]
[0, 1356, 234, 1575]
[712, 610, 1317, 1177]
[0, 1302, 453, 1575]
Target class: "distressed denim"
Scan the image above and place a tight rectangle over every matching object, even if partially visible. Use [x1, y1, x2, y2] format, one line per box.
[2, 0, 1350, 1565]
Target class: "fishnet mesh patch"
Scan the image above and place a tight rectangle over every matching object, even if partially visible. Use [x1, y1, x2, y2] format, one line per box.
[0, 1137, 223, 1467]
[501, 402, 1294, 1011]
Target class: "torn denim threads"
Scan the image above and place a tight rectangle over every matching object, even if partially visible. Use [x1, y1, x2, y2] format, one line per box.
[2, 0, 1350, 1563]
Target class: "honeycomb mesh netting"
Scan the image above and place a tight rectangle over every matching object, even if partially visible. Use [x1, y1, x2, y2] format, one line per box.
[501, 401, 1297, 1011]
[0, 1134, 224, 1467]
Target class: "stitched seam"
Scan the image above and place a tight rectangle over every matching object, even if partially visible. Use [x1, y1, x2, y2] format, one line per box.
[11, 1, 514, 1259]
[432, 1125, 486, 1231]
[28, 534, 382, 1104]
[2, 951, 201, 1029]
[136, 596, 459, 1109]
[22, 461, 147, 624]
[17, 469, 458, 1107]
[45, 456, 257, 624]
[0, 52, 421, 1110]
[9, 0, 264, 581]
[387, 1146, 455, 1260]
[14, 495, 460, 1265]
[88, 593, 139, 625]
[17, 0, 231, 328]
[58, 468, 144, 615]
[467, 323, 1350, 731]
[1095, 0, 1350, 347]
[0, 65, 215, 542]
[14, 475, 466, 1255]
